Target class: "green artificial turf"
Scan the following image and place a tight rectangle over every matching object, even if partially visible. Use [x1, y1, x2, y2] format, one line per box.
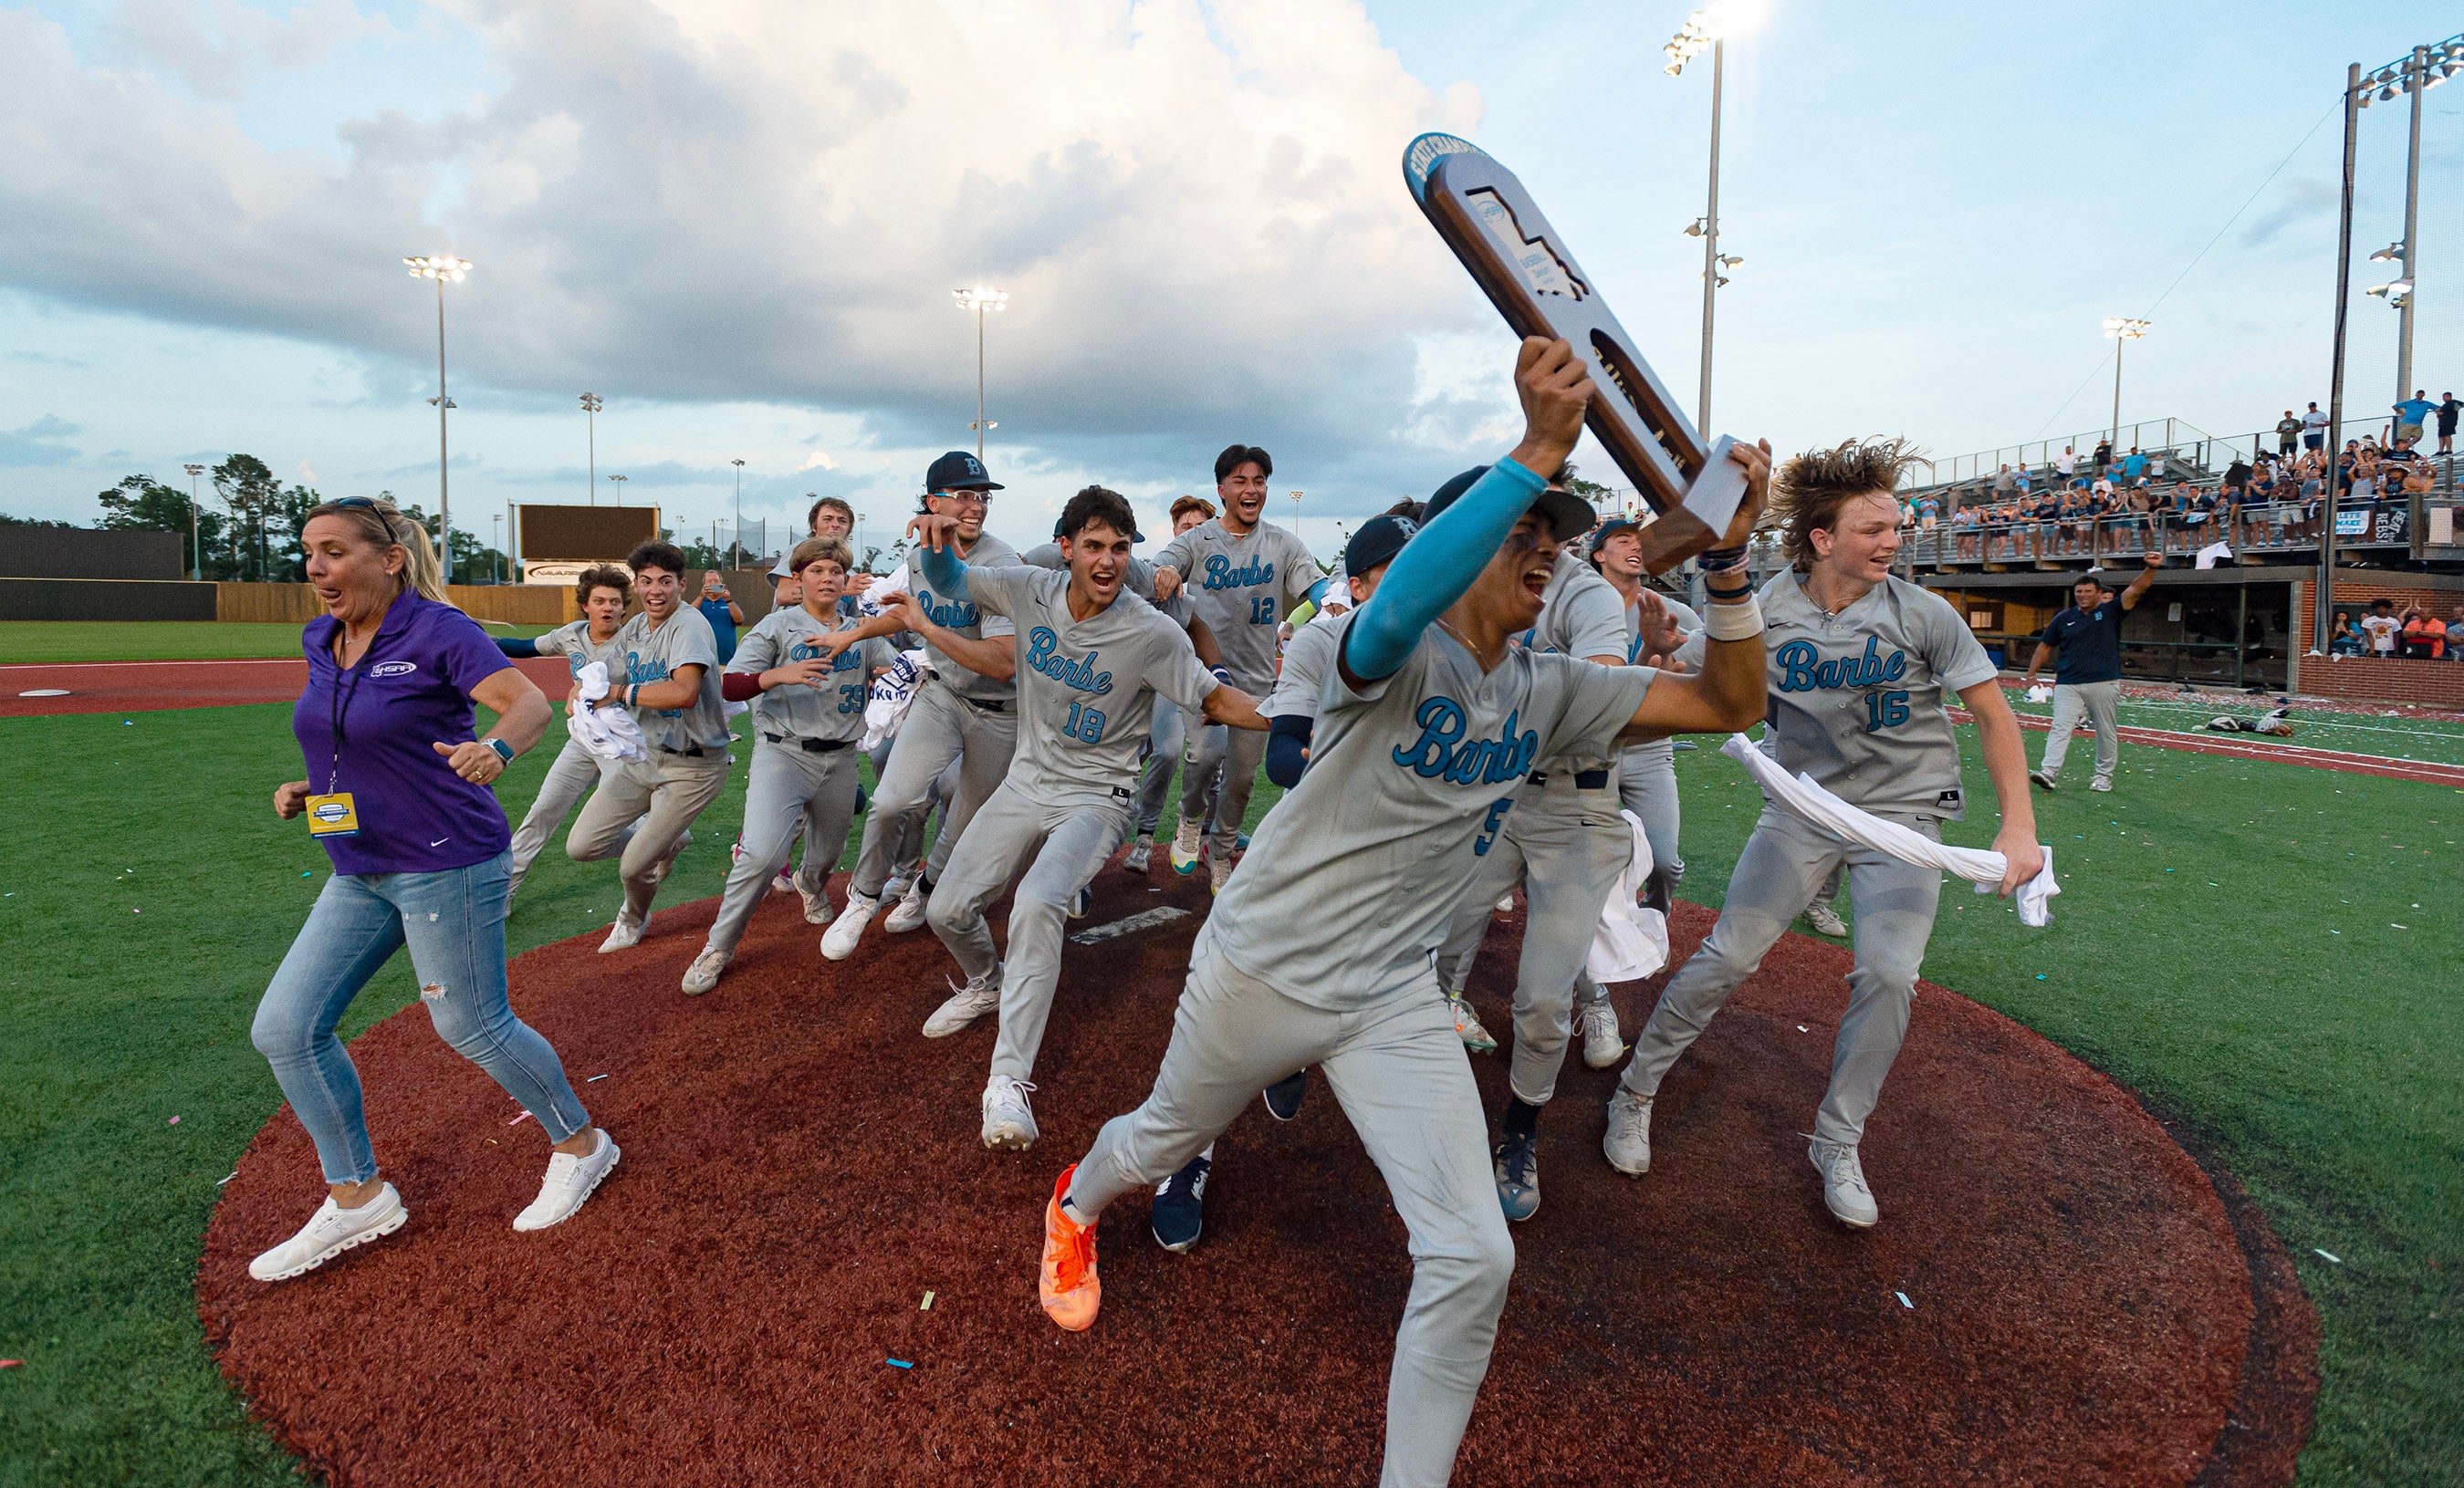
[0, 621, 556, 665]
[0, 704, 2448, 1484]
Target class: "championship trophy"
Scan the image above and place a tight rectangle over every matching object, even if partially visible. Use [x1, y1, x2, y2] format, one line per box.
[1403, 132, 1747, 549]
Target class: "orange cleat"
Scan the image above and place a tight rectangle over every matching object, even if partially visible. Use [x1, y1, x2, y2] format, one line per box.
[1039, 1164, 1101, 1332]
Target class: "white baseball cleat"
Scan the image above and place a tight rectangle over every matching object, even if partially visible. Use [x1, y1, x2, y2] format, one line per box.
[1603, 1088, 1653, 1175]
[598, 914, 646, 953]
[820, 890, 880, 960]
[883, 877, 931, 934]
[2089, 775, 2114, 793]
[924, 968, 1003, 1038]
[770, 869, 795, 895]
[514, 1129, 621, 1233]
[1207, 854, 1231, 895]
[1448, 994, 1498, 1054]
[247, 1184, 408, 1282]
[1169, 820, 1203, 875]
[1578, 999, 1624, 1069]
[1805, 900, 1849, 938]
[981, 1076, 1039, 1150]
[799, 880, 836, 926]
[1808, 1137, 1878, 1228]
[1124, 834, 1154, 873]
[681, 945, 731, 996]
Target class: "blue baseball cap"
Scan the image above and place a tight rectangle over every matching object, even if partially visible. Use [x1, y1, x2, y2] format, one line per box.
[925, 450, 1003, 492]
[1425, 465, 1594, 541]
[1343, 515, 1418, 578]
[1589, 516, 1642, 555]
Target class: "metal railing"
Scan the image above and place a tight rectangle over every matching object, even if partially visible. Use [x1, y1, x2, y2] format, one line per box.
[1913, 413, 2427, 494]
[1892, 495, 2452, 569]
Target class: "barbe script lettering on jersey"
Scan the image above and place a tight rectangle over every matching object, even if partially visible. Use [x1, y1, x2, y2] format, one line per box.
[1023, 628, 1114, 695]
[1392, 698, 1540, 784]
[1776, 637, 1908, 692]
[788, 639, 866, 672]
[1202, 554, 1276, 591]
[912, 586, 978, 630]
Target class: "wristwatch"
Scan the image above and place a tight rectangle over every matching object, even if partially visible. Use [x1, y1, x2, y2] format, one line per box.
[486, 738, 516, 765]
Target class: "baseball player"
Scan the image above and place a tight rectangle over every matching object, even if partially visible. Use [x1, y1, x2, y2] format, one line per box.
[1123, 495, 1222, 874]
[759, 494, 881, 895]
[2022, 557, 2162, 793]
[1034, 338, 1771, 1488]
[679, 537, 893, 996]
[818, 452, 1023, 960]
[1151, 444, 1324, 891]
[565, 540, 734, 951]
[906, 486, 1266, 1150]
[1588, 517, 1700, 889]
[1603, 438, 2046, 1231]
[491, 565, 633, 898]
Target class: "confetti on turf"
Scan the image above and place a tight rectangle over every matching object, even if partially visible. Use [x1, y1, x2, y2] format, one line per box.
[1895, 1292, 1914, 1309]
[217, 1172, 236, 1186]
[587, 1074, 610, 1083]
[921, 1291, 935, 1310]
[167, 1115, 180, 1125]
[887, 1358, 914, 1369]
[2314, 1249, 2342, 1264]
[0, 1360, 20, 1368]
[508, 1111, 532, 1127]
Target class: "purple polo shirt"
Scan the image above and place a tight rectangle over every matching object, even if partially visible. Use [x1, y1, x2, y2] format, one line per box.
[294, 589, 519, 876]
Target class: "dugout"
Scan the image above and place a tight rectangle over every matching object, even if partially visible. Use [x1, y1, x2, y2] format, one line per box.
[1923, 570, 2299, 692]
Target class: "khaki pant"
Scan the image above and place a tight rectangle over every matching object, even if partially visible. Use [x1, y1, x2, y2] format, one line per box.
[566, 749, 732, 923]
[2040, 679, 2119, 781]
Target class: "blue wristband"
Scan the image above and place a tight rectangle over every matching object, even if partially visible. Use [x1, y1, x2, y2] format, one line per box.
[1210, 665, 1233, 687]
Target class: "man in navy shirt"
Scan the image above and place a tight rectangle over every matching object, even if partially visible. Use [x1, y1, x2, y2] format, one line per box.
[2021, 554, 2161, 792]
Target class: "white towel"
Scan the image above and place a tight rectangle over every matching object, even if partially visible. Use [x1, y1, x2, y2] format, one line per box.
[855, 575, 910, 619]
[861, 649, 928, 751]
[1587, 809, 1669, 983]
[1718, 734, 2060, 928]
[566, 661, 650, 764]
[2024, 683, 2053, 703]
[2195, 541, 2234, 570]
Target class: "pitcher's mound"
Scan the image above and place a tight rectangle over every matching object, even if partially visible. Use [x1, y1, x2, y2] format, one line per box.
[199, 871, 2314, 1485]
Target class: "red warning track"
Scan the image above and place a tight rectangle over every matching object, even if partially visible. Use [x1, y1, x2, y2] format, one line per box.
[1950, 707, 2464, 787]
[1, 659, 575, 718]
[197, 870, 2315, 1486]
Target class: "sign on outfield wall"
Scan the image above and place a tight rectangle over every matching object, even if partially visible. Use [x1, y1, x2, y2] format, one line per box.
[516, 504, 662, 571]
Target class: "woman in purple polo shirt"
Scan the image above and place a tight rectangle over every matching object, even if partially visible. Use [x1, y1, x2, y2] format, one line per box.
[246, 498, 619, 1283]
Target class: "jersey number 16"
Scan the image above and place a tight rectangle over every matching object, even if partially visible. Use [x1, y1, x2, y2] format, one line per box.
[1864, 690, 1910, 733]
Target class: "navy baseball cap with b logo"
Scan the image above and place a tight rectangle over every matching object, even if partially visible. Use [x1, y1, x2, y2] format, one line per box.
[1344, 514, 1417, 578]
[925, 450, 1004, 493]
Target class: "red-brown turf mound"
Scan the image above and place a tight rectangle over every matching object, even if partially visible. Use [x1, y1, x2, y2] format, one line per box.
[197, 869, 2315, 1486]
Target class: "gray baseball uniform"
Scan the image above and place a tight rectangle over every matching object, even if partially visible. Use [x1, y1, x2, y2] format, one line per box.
[1431, 550, 1638, 1101]
[702, 608, 891, 955]
[1066, 616, 1655, 1488]
[846, 534, 1023, 900]
[1619, 570, 1999, 1145]
[1155, 517, 1318, 855]
[1616, 592, 1700, 881]
[1263, 609, 1342, 719]
[923, 565, 1219, 1083]
[506, 619, 630, 894]
[565, 604, 732, 925]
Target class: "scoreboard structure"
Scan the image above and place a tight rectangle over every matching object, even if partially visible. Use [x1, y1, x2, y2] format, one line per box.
[516, 505, 662, 586]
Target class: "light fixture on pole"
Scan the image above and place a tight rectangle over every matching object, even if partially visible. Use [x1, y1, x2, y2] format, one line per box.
[730, 458, 747, 568]
[492, 514, 503, 584]
[2354, 35, 2461, 406]
[579, 393, 602, 503]
[1289, 489, 1303, 550]
[952, 286, 1008, 458]
[183, 463, 206, 581]
[403, 255, 471, 574]
[608, 473, 626, 508]
[1665, 6, 1740, 433]
[2101, 317, 2151, 451]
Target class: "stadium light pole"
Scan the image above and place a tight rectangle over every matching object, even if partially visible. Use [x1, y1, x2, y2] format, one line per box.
[608, 473, 627, 509]
[404, 255, 470, 574]
[731, 458, 747, 569]
[1665, 7, 1745, 433]
[2101, 317, 2150, 453]
[953, 287, 1007, 458]
[1289, 490, 1303, 551]
[579, 393, 602, 503]
[183, 463, 206, 580]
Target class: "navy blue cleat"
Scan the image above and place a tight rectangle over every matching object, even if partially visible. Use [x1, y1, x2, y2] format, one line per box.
[1261, 1070, 1307, 1121]
[1494, 1130, 1540, 1222]
[1151, 1153, 1211, 1253]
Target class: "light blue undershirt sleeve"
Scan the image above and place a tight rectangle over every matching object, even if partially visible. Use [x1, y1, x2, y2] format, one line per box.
[916, 542, 970, 602]
[1340, 457, 1546, 682]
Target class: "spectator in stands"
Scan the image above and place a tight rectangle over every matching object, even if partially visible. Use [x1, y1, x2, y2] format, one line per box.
[2360, 599, 2401, 658]
[2123, 446, 2148, 483]
[1916, 493, 1940, 528]
[2438, 392, 2460, 458]
[2329, 610, 2364, 657]
[695, 573, 745, 666]
[2400, 458, 2436, 498]
[2091, 469, 2115, 500]
[2302, 402, 2330, 453]
[2401, 607, 2445, 660]
[1993, 463, 2017, 500]
[2015, 462, 2034, 495]
[2276, 411, 2303, 457]
[2093, 437, 2114, 472]
[2447, 606, 2464, 661]
[2054, 445, 2078, 482]
[2394, 390, 2436, 446]
[2223, 453, 2251, 496]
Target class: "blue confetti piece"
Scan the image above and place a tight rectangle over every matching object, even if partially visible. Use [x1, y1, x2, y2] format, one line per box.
[1895, 1291, 1914, 1309]
[301, 871, 312, 878]
[886, 1358, 914, 1369]
[2034, 974, 2047, 981]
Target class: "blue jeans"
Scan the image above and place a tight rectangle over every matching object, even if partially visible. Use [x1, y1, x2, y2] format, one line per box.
[252, 850, 589, 1184]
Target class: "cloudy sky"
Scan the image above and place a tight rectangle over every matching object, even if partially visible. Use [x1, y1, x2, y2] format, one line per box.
[2, 0, 2458, 561]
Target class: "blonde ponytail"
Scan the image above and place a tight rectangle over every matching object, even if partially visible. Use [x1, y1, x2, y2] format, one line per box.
[386, 510, 454, 605]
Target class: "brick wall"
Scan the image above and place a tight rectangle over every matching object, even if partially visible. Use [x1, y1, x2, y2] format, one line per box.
[2291, 579, 2464, 707]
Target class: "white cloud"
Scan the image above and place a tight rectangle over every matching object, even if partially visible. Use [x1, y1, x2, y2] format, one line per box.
[105, 0, 397, 101]
[0, 0, 1500, 512]
[796, 450, 840, 472]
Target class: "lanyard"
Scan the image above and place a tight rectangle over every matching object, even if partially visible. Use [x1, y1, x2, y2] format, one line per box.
[326, 625, 381, 794]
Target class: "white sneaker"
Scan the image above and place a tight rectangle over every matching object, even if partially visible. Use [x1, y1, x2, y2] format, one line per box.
[799, 879, 836, 925]
[981, 1076, 1039, 1151]
[1169, 820, 1203, 875]
[514, 1129, 621, 1233]
[681, 945, 731, 996]
[883, 877, 931, 933]
[1449, 994, 1498, 1054]
[599, 913, 646, 953]
[2089, 775, 2114, 793]
[649, 829, 692, 888]
[1124, 835, 1154, 873]
[770, 869, 795, 895]
[1578, 999, 1624, 1069]
[1809, 1137, 1878, 1228]
[247, 1183, 408, 1282]
[1806, 900, 1849, 938]
[924, 968, 1003, 1038]
[1603, 1089, 1653, 1175]
[820, 890, 880, 960]
[1207, 854, 1231, 895]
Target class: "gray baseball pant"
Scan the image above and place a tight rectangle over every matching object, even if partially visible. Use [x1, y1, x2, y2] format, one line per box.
[705, 740, 863, 954]
[1182, 720, 1260, 853]
[2040, 679, 2120, 781]
[921, 752, 969, 884]
[565, 749, 732, 924]
[848, 682, 1015, 900]
[1616, 744, 1683, 883]
[924, 784, 1126, 1082]
[1066, 951, 1511, 1488]
[1616, 806, 1944, 1146]
[1124, 701, 1192, 844]
[506, 738, 608, 894]
[1433, 783, 1625, 1104]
